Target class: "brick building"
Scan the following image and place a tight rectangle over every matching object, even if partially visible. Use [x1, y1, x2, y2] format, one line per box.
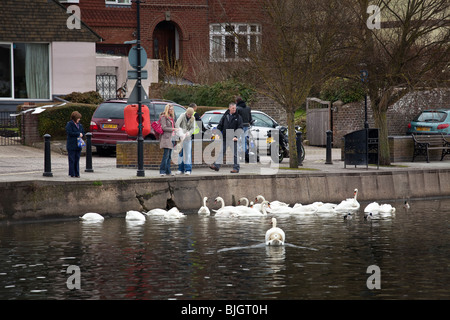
[61, 0, 265, 83]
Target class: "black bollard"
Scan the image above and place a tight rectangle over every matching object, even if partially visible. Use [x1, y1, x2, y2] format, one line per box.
[43, 134, 53, 177]
[296, 131, 303, 166]
[325, 130, 333, 165]
[85, 132, 94, 173]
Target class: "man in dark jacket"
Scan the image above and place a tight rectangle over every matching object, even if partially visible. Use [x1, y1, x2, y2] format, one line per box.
[209, 103, 243, 173]
[235, 96, 252, 157]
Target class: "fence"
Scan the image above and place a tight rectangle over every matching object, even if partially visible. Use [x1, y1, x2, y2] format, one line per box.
[0, 112, 21, 146]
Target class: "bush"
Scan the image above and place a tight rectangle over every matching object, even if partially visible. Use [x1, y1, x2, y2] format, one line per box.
[161, 79, 256, 107]
[62, 91, 104, 105]
[37, 103, 97, 139]
[320, 77, 365, 104]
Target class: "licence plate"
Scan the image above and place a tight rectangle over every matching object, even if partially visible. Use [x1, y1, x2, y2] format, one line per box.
[416, 127, 430, 131]
[102, 124, 118, 129]
[266, 137, 274, 143]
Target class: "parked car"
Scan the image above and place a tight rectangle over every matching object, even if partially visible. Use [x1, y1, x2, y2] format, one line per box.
[90, 99, 185, 155]
[407, 109, 450, 135]
[201, 109, 280, 148]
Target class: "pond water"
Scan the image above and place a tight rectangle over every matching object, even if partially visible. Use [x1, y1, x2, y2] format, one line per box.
[0, 198, 449, 300]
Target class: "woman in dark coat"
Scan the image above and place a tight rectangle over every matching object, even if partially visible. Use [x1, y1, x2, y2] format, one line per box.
[65, 111, 85, 178]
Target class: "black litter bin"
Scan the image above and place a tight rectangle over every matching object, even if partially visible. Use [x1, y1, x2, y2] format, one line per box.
[344, 128, 379, 169]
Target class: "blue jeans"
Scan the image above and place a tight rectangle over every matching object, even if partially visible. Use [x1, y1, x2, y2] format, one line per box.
[160, 148, 173, 174]
[178, 138, 192, 172]
[239, 126, 249, 155]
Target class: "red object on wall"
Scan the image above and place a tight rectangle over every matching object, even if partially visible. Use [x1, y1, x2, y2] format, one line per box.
[124, 104, 151, 137]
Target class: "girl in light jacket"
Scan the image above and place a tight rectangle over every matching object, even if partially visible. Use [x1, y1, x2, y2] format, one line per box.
[159, 104, 178, 176]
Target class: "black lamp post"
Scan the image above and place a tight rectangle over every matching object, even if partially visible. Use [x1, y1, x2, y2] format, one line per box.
[135, 0, 144, 177]
[360, 66, 369, 129]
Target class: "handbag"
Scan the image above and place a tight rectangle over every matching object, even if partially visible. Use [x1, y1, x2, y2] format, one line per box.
[151, 119, 164, 135]
[77, 137, 86, 148]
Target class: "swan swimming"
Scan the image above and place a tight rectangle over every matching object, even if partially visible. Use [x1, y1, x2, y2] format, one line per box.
[232, 201, 270, 217]
[198, 197, 211, 216]
[80, 212, 104, 222]
[256, 195, 289, 209]
[335, 188, 360, 212]
[125, 210, 146, 221]
[265, 217, 285, 246]
[364, 202, 396, 214]
[213, 196, 238, 216]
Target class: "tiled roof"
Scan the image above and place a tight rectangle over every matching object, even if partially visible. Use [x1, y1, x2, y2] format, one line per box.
[0, 0, 101, 42]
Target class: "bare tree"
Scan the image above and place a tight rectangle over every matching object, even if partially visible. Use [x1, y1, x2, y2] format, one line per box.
[353, 0, 449, 165]
[238, 0, 354, 168]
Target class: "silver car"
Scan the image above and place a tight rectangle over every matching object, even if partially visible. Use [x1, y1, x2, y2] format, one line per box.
[201, 109, 280, 148]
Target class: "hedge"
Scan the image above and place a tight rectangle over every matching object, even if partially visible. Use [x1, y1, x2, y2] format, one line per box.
[37, 103, 97, 139]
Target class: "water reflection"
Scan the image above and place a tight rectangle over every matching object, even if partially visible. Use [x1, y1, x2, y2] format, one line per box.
[0, 198, 449, 299]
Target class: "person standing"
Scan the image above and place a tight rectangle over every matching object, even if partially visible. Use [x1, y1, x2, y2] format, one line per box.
[65, 111, 85, 178]
[190, 103, 205, 136]
[175, 107, 195, 175]
[209, 103, 243, 173]
[159, 104, 178, 176]
[235, 96, 252, 158]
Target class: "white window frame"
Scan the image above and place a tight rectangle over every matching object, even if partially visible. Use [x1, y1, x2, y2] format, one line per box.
[209, 23, 262, 62]
[59, 0, 80, 3]
[0, 42, 52, 101]
[105, 0, 132, 5]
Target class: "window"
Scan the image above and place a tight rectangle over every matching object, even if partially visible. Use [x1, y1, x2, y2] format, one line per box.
[0, 43, 50, 100]
[210, 23, 261, 62]
[105, 0, 132, 5]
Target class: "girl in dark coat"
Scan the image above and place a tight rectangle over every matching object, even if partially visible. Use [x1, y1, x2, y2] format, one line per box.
[65, 111, 85, 178]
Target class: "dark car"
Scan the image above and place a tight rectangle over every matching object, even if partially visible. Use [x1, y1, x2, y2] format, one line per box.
[90, 99, 185, 155]
[407, 109, 450, 135]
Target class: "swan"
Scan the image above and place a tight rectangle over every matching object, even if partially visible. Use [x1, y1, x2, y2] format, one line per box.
[290, 203, 319, 215]
[80, 212, 104, 222]
[312, 202, 338, 213]
[213, 197, 237, 216]
[335, 188, 360, 212]
[166, 207, 185, 218]
[125, 210, 146, 221]
[364, 202, 396, 216]
[232, 201, 270, 217]
[145, 208, 168, 216]
[256, 195, 289, 208]
[198, 197, 210, 216]
[265, 217, 285, 246]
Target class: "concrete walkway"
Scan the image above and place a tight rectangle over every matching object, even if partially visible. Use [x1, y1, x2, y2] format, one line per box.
[1, 143, 449, 182]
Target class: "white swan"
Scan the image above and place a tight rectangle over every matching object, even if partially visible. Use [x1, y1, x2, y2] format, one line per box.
[166, 207, 185, 218]
[232, 201, 270, 217]
[256, 195, 289, 208]
[335, 188, 360, 212]
[145, 208, 168, 216]
[80, 212, 104, 222]
[403, 200, 410, 210]
[213, 197, 237, 216]
[364, 202, 396, 215]
[265, 217, 285, 246]
[125, 210, 146, 221]
[198, 197, 210, 216]
[290, 203, 319, 215]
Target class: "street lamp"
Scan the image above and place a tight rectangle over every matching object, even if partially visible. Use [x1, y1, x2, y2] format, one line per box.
[360, 65, 369, 129]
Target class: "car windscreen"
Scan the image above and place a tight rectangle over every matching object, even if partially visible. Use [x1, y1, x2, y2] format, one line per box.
[202, 113, 224, 125]
[414, 111, 447, 122]
[93, 103, 126, 119]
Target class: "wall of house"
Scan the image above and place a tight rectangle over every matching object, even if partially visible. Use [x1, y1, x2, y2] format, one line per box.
[52, 42, 97, 95]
